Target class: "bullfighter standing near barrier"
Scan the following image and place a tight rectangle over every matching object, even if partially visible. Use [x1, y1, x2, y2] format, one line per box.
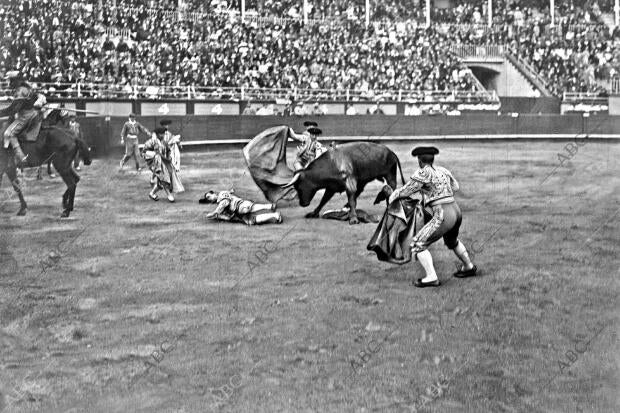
[389, 146, 477, 287]
[120, 112, 150, 171]
[289, 121, 326, 171]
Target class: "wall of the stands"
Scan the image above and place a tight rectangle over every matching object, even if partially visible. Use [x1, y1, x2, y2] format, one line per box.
[77, 113, 620, 156]
[58, 98, 561, 116]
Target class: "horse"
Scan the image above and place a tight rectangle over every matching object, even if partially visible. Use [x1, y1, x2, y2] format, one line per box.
[0, 113, 91, 217]
[36, 159, 56, 179]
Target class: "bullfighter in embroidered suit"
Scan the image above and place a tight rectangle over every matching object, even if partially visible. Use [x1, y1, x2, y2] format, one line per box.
[149, 119, 182, 184]
[198, 190, 282, 225]
[160, 119, 182, 172]
[142, 127, 184, 202]
[389, 146, 477, 287]
[289, 122, 326, 171]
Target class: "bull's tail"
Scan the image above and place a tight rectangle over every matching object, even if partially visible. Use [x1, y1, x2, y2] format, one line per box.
[76, 138, 92, 165]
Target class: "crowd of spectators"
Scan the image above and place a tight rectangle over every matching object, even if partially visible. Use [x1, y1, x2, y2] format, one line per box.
[0, 0, 619, 100]
[0, 0, 478, 100]
[508, 23, 619, 95]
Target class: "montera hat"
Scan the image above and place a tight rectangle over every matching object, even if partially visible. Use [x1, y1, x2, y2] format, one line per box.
[307, 127, 322, 135]
[160, 119, 172, 126]
[411, 146, 439, 157]
[303, 121, 318, 127]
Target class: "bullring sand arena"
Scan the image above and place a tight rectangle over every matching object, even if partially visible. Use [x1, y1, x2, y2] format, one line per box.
[2, 0, 620, 411]
[1, 141, 618, 412]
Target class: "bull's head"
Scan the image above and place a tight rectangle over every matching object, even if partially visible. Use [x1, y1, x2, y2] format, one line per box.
[282, 171, 317, 207]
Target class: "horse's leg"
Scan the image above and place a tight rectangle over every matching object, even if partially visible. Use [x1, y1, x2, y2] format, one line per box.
[71, 167, 81, 185]
[68, 168, 80, 211]
[6, 164, 27, 216]
[55, 163, 76, 218]
[37, 166, 43, 180]
[62, 189, 69, 210]
[48, 160, 56, 178]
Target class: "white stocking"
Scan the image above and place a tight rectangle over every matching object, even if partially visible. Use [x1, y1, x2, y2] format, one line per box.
[254, 212, 281, 224]
[453, 240, 474, 271]
[416, 250, 438, 282]
[250, 203, 274, 213]
[150, 183, 159, 196]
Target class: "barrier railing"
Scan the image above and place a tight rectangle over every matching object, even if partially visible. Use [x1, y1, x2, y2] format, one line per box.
[0, 83, 498, 103]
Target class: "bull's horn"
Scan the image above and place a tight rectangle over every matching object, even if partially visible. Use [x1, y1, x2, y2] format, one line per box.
[282, 172, 301, 188]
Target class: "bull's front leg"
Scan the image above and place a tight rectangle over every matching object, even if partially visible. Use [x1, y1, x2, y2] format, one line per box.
[306, 189, 335, 218]
[345, 176, 359, 225]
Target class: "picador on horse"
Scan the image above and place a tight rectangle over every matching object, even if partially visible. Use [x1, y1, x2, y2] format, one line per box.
[0, 71, 43, 166]
[0, 71, 91, 217]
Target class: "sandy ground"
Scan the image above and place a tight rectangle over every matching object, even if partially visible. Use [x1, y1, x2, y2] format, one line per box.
[0, 140, 619, 413]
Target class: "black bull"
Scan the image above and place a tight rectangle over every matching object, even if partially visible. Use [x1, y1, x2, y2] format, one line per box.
[282, 142, 405, 224]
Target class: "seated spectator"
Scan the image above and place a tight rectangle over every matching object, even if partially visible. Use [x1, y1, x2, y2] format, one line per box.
[367, 102, 385, 115]
[256, 103, 274, 115]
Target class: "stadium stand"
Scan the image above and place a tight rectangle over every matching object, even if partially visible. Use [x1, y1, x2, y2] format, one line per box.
[0, 0, 617, 101]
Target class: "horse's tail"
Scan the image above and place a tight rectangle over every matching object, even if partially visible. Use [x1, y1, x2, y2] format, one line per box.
[76, 138, 92, 165]
[395, 155, 405, 185]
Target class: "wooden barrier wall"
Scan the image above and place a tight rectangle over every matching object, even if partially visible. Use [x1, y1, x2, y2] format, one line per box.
[76, 113, 620, 156]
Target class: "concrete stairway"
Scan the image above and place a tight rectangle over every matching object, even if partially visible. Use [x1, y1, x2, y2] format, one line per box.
[504, 52, 555, 97]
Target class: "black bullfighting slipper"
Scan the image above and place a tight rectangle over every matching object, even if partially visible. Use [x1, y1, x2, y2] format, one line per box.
[453, 265, 478, 278]
[149, 193, 159, 201]
[413, 278, 441, 288]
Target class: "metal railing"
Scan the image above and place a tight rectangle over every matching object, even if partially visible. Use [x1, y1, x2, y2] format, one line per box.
[545, 23, 605, 33]
[611, 77, 620, 94]
[104, 27, 132, 39]
[0, 83, 498, 103]
[450, 44, 506, 59]
[563, 92, 608, 103]
[3, 0, 612, 31]
[438, 23, 496, 34]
